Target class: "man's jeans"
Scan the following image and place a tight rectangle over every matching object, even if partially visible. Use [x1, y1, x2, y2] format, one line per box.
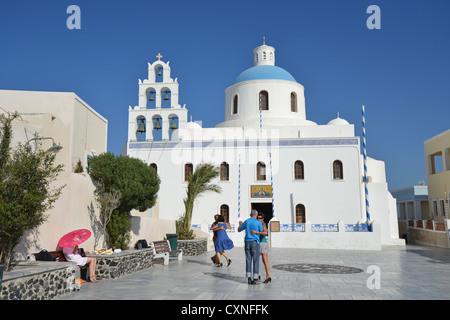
[245, 240, 260, 279]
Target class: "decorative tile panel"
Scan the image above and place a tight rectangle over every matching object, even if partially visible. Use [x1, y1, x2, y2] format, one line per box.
[279, 224, 305, 232]
[311, 224, 338, 232]
[345, 224, 371, 232]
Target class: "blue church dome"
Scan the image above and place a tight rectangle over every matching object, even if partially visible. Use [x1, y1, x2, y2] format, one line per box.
[233, 65, 297, 84]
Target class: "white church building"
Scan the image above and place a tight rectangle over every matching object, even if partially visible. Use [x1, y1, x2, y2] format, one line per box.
[124, 42, 404, 250]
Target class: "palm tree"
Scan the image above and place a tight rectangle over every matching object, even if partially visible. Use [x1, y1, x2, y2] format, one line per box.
[177, 163, 222, 239]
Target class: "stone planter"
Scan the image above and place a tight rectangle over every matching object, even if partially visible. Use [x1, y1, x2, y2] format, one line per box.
[177, 237, 207, 256]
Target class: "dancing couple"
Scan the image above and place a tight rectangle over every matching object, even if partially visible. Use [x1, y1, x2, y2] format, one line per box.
[211, 215, 234, 267]
[238, 210, 271, 284]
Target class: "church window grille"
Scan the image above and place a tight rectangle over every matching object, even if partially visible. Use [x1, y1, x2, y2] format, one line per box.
[233, 95, 238, 114]
[263, 52, 266, 60]
[184, 163, 193, 181]
[220, 162, 229, 181]
[294, 160, 304, 180]
[259, 91, 269, 111]
[291, 92, 297, 112]
[333, 160, 343, 180]
[295, 204, 306, 223]
[257, 161, 266, 181]
[220, 204, 230, 222]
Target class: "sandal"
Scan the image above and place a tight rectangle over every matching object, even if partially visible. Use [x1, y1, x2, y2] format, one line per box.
[90, 276, 102, 282]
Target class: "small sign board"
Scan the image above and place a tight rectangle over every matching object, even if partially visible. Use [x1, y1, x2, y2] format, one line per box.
[270, 220, 280, 232]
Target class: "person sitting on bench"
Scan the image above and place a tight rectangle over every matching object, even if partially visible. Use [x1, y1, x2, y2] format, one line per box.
[63, 245, 100, 282]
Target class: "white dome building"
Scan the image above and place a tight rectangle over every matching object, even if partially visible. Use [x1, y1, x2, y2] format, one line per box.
[125, 42, 404, 250]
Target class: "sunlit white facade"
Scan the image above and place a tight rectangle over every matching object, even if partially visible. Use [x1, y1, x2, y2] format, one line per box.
[125, 43, 404, 250]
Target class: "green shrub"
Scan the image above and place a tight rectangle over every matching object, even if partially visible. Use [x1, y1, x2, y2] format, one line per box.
[107, 212, 131, 250]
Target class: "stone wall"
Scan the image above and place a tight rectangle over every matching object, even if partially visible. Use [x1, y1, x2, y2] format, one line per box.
[177, 238, 207, 256]
[400, 219, 449, 248]
[1, 262, 79, 300]
[1, 243, 205, 300]
[93, 248, 153, 279]
[1, 248, 154, 300]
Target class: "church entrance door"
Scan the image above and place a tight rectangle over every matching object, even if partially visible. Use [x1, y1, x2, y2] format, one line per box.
[251, 202, 273, 225]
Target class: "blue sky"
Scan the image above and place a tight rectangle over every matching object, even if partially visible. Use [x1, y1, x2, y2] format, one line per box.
[0, 0, 449, 191]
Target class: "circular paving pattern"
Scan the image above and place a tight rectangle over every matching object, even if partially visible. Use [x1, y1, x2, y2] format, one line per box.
[272, 263, 364, 274]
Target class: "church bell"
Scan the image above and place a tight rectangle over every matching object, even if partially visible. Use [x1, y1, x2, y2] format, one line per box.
[169, 118, 178, 130]
[158, 68, 162, 76]
[163, 91, 169, 100]
[137, 119, 146, 133]
[153, 118, 161, 130]
[148, 91, 154, 101]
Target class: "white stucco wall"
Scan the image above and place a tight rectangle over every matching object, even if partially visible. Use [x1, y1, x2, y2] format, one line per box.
[0, 90, 109, 258]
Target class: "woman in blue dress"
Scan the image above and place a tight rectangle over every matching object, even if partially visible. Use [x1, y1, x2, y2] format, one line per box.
[214, 215, 234, 267]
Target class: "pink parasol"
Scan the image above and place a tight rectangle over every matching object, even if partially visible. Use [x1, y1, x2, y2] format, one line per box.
[58, 229, 91, 248]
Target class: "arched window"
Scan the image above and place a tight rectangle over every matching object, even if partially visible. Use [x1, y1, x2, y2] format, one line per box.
[161, 89, 171, 108]
[256, 161, 266, 180]
[294, 160, 304, 180]
[233, 95, 238, 114]
[168, 115, 179, 141]
[291, 92, 297, 112]
[150, 163, 157, 173]
[184, 163, 193, 181]
[333, 160, 343, 180]
[155, 66, 163, 82]
[152, 115, 162, 141]
[147, 89, 156, 108]
[220, 162, 229, 181]
[296, 204, 306, 223]
[220, 204, 229, 223]
[136, 116, 146, 141]
[259, 91, 269, 111]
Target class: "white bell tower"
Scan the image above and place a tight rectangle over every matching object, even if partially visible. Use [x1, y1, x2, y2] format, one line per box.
[253, 37, 275, 66]
[128, 53, 188, 142]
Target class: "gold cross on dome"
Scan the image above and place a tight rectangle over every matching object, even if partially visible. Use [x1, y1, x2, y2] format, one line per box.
[156, 53, 163, 61]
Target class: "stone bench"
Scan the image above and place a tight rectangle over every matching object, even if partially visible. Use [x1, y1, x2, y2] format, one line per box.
[87, 248, 153, 279]
[0, 261, 79, 300]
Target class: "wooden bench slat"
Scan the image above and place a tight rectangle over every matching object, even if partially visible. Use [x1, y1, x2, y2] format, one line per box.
[150, 240, 183, 265]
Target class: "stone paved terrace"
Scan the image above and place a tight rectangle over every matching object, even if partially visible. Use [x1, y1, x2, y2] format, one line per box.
[55, 244, 450, 302]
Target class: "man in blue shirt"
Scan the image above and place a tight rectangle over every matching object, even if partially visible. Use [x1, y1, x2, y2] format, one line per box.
[238, 209, 263, 284]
